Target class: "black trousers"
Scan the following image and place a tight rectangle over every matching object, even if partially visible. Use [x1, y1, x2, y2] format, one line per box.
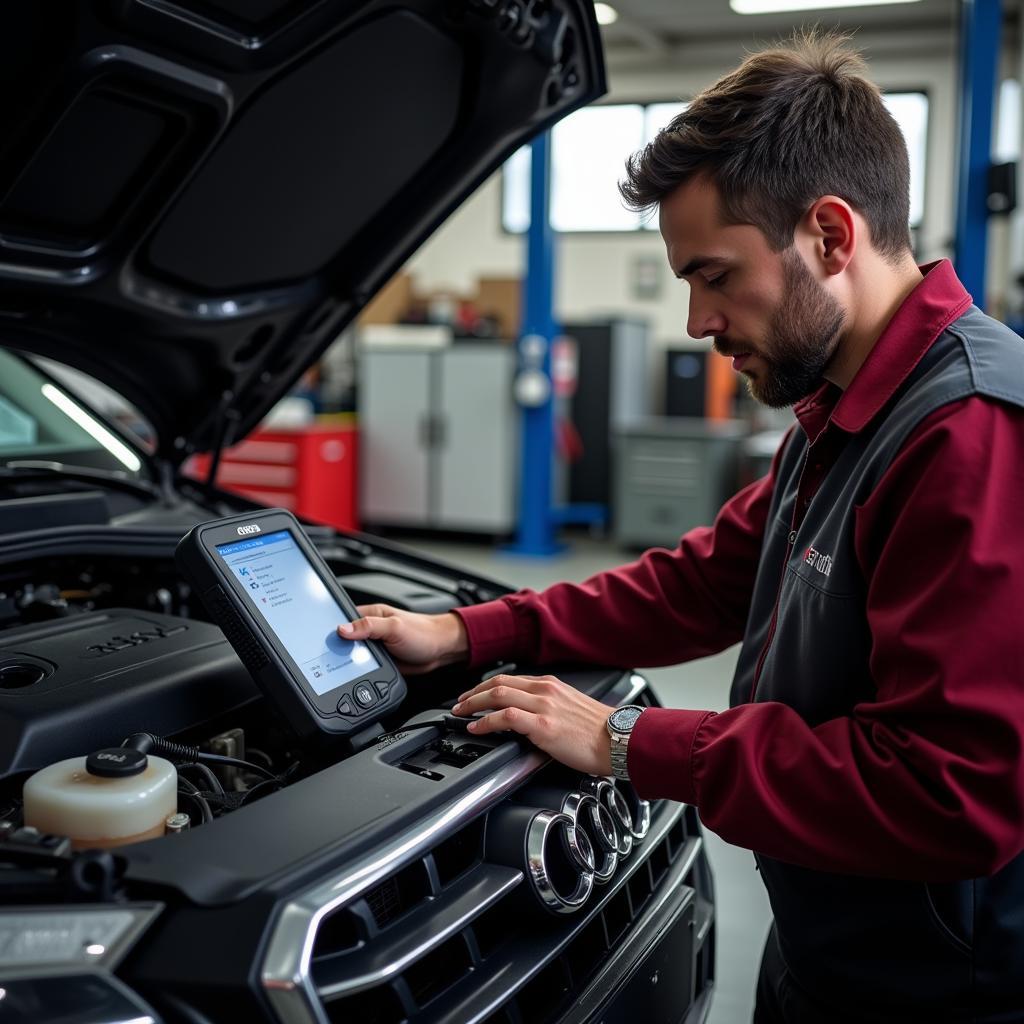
[753, 922, 791, 1024]
[753, 924, 931, 1024]
[754, 921, 1024, 1024]
[753, 922, 836, 1024]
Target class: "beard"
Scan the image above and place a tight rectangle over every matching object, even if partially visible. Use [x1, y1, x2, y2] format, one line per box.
[715, 248, 846, 408]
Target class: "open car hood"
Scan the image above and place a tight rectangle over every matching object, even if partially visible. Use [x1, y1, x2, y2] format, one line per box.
[0, 1, 605, 461]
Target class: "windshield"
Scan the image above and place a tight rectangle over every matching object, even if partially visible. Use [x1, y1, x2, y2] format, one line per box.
[0, 349, 150, 477]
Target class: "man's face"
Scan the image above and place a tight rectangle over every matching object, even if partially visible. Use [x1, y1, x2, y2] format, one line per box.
[660, 177, 846, 407]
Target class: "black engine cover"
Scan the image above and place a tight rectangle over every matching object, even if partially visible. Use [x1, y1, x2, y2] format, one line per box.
[0, 609, 256, 778]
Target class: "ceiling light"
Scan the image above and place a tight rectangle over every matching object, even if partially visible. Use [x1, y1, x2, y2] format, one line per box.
[594, 3, 619, 25]
[731, 0, 921, 13]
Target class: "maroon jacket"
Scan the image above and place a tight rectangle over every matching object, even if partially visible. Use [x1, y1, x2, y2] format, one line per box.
[456, 261, 1024, 1018]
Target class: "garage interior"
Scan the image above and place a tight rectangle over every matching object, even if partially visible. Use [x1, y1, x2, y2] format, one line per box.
[1, 0, 1021, 1021]
[201, 5, 1017, 1016]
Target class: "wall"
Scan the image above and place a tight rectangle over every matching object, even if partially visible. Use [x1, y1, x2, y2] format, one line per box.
[404, 25, 979, 409]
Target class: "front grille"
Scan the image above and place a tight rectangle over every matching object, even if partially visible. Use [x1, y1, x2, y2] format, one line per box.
[310, 788, 710, 1024]
[365, 859, 434, 930]
[263, 676, 716, 1024]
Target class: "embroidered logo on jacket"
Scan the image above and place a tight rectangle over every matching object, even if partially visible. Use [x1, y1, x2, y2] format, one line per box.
[804, 546, 833, 577]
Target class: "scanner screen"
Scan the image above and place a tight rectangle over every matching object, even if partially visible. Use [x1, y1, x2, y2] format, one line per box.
[216, 530, 379, 695]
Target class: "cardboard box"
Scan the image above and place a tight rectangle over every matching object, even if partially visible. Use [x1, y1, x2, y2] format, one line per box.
[475, 276, 521, 340]
[359, 272, 414, 325]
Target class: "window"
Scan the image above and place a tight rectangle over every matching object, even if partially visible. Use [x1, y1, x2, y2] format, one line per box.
[502, 93, 928, 233]
[502, 101, 684, 233]
[881, 92, 928, 228]
[643, 102, 688, 146]
[503, 104, 646, 232]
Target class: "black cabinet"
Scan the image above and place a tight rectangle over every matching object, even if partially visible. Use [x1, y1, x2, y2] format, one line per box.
[563, 319, 650, 516]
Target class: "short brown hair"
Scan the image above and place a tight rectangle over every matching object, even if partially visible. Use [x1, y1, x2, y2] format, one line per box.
[620, 30, 912, 259]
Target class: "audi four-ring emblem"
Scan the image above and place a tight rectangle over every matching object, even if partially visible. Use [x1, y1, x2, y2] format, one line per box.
[525, 778, 652, 914]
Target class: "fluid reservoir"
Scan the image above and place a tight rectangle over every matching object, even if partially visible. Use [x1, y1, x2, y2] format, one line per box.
[23, 748, 177, 849]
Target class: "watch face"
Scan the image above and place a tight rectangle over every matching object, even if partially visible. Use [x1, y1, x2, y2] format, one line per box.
[609, 705, 644, 732]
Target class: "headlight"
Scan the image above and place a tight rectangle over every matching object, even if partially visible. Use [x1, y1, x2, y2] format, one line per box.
[0, 905, 160, 970]
[0, 904, 163, 1024]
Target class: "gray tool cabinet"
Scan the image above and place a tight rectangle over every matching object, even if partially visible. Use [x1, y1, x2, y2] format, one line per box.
[614, 417, 747, 548]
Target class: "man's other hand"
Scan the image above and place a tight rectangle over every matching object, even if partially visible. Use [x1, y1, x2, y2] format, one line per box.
[338, 606, 469, 675]
[452, 674, 613, 776]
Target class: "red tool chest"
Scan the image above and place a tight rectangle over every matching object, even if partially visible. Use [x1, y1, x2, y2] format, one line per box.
[185, 421, 358, 532]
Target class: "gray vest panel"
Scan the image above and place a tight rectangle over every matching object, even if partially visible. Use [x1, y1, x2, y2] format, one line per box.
[726, 307, 1024, 1017]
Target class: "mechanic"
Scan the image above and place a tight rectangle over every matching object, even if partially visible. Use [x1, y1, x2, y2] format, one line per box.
[338, 31, 1024, 1024]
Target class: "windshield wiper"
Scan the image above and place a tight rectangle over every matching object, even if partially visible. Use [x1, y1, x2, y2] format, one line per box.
[1, 460, 161, 500]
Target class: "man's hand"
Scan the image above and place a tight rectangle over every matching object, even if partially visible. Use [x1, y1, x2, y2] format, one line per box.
[338, 605, 469, 675]
[452, 674, 613, 777]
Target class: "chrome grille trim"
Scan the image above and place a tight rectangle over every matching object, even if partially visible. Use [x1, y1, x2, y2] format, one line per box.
[317, 864, 521, 1000]
[622, 672, 647, 706]
[556, 835, 704, 1024]
[440, 801, 695, 1024]
[263, 748, 547, 1024]
[262, 670, 653, 1024]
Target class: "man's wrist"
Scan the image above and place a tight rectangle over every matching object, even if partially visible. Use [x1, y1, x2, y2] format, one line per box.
[437, 611, 470, 665]
[597, 727, 613, 777]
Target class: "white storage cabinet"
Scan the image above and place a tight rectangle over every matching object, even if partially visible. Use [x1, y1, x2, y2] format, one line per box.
[360, 345, 517, 533]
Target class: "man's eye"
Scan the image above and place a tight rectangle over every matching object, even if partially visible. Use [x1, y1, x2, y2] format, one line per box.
[706, 273, 728, 289]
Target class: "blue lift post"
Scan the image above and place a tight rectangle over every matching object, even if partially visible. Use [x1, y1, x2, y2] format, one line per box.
[507, 130, 565, 557]
[954, 0, 1002, 308]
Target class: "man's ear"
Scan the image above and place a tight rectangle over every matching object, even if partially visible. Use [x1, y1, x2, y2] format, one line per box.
[802, 195, 855, 275]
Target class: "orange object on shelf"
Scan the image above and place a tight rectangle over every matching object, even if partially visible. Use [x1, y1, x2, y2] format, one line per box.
[186, 422, 358, 532]
[705, 349, 738, 420]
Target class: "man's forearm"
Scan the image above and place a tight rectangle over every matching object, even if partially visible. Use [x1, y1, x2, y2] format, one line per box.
[455, 469, 777, 671]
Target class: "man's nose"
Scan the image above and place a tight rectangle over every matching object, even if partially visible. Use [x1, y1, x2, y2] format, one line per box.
[687, 296, 727, 340]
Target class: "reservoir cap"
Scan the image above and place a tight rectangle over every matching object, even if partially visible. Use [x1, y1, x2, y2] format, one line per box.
[85, 748, 147, 778]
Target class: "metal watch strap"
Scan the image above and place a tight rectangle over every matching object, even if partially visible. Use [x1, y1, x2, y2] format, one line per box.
[609, 732, 631, 780]
[607, 704, 645, 782]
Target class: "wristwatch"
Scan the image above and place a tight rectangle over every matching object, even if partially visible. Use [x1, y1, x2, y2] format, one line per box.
[606, 704, 645, 781]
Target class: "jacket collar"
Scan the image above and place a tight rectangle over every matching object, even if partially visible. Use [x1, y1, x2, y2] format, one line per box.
[792, 260, 972, 438]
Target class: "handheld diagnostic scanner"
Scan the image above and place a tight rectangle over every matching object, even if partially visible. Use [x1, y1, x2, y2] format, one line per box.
[175, 509, 406, 739]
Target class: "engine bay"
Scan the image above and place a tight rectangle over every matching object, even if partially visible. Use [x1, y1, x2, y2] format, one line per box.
[0, 542, 501, 856]
[0, 534, 716, 1024]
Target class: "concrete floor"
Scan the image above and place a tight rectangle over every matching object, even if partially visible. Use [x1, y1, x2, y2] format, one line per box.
[399, 533, 775, 1024]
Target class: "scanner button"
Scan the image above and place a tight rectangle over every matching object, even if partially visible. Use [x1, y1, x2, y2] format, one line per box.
[337, 696, 355, 715]
[354, 683, 377, 708]
[375, 681, 390, 699]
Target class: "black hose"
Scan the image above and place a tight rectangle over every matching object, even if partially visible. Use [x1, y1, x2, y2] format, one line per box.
[197, 750, 278, 781]
[238, 778, 280, 805]
[176, 779, 213, 824]
[122, 732, 277, 781]
[124, 732, 199, 760]
[180, 761, 225, 796]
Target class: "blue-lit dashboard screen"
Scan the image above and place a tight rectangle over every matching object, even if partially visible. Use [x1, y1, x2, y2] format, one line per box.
[216, 530, 380, 696]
